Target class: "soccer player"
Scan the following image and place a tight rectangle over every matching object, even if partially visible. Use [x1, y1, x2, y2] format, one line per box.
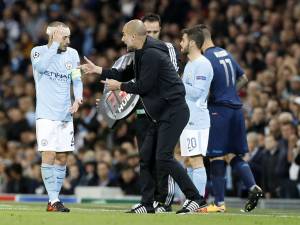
[197, 25, 263, 213]
[30, 21, 83, 212]
[179, 26, 213, 198]
[81, 14, 178, 213]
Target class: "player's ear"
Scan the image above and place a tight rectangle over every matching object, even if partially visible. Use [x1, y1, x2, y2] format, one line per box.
[191, 40, 197, 47]
[188, 40, 194, 48]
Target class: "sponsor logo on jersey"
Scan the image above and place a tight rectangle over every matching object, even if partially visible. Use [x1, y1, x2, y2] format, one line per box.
[44, 70, 71, 82]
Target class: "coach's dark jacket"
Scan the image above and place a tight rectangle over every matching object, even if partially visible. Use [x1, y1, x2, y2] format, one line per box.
[101, 39, 183, 83]
[119, 36, 186, 122]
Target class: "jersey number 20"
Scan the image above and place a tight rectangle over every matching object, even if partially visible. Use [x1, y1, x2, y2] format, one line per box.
[187, 137, 197, 150]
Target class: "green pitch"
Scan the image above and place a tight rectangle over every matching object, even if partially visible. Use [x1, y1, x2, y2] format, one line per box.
[0, 202, 299, 225]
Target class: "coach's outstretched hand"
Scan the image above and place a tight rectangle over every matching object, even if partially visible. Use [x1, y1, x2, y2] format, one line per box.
[78, 56, 103, 75]
[101, 79, 121, 91]
[70, 98, 83, 114]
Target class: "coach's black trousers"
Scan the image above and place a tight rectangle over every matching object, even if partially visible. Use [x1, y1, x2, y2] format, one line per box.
[139, 101, 201, 206]
[136, 115, 174, 205]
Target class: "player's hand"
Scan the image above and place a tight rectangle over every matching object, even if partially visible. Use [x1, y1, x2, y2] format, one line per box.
[101, 79, 121, 91]
[78, 56, 103, 75]
[95, 98, 100, 105]
[52, 27, 64, 44]
[70, 98, 83, 114]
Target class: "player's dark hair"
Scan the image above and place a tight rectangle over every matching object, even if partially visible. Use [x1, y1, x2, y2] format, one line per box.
[182, 26, 204, 49]
[196, 24, 212, 40]
[141, 13, 161, 26]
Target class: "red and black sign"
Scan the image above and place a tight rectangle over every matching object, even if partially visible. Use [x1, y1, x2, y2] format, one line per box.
[98, 88, 139, 128]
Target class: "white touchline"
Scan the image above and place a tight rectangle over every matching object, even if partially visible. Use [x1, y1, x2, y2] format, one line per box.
[0, 205, 299, 218]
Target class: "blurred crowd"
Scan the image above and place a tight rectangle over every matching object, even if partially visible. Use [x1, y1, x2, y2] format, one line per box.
[0, 0, 300, 199]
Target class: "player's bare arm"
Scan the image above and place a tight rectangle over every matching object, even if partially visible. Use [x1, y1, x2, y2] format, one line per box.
[236, 74, 248, 90]
[69, 98, 83, 114]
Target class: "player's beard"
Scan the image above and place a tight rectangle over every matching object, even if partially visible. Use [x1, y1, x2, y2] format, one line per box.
[58, 44, 68, 53]
[181, 45, 189, 54]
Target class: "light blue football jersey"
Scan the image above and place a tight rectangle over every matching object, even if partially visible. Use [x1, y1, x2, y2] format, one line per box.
[30, 42, 83, 122]
[182, 55, 214, 129]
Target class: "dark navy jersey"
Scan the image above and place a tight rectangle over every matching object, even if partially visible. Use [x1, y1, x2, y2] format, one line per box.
[204, 46, 244, 108]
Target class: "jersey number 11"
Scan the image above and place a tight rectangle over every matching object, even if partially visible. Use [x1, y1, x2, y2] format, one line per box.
[219, 58, 235, 87]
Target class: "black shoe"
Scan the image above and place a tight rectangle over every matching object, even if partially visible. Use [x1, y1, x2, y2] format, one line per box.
[126, 203, 155, 214]
[153, 201, 172, 213]
[244, 185, 263, 212]
[176, 199, 207, 214]
[47, 201, 70, 212]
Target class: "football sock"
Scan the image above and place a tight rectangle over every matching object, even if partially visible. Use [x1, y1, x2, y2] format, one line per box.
[230, 156, 256, 190]
[41, 163, 57, 203]
[54, 164, 67, 200]
[192, 167, 207, 197]
[211, 160, 226, 206]
[187, 167, 193, 180]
